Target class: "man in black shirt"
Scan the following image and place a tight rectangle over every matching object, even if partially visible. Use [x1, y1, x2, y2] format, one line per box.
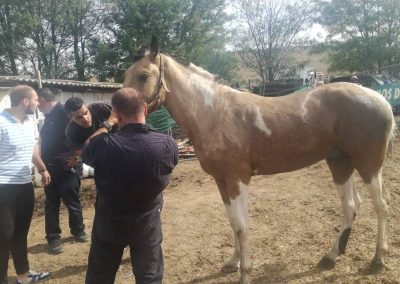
[64, 97, 117, 155]
[38, 88, 87, 255]
[82, 88, 178, 284]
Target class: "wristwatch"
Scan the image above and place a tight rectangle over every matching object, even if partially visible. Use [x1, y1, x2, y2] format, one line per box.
[100, 120, 113, 132]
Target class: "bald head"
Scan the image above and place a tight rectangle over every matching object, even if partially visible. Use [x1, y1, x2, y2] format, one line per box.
[112, 88, 146, 118]
[10, 85, 36, 107]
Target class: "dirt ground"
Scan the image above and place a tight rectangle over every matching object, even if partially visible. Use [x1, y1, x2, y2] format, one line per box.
[7, 140, 400, 283]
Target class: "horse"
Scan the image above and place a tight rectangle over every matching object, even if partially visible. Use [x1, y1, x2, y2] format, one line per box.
[123, 37, 396, 284]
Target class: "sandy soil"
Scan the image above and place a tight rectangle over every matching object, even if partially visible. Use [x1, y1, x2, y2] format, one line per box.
[6, 141, 400, 284]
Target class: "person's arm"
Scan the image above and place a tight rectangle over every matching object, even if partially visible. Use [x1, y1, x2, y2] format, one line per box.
[85, 109, 118, 144]
[81, 133, 105, 168]
[32, 144, 51, 186]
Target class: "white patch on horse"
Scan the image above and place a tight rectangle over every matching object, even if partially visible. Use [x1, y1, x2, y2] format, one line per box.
[225, 182, 249, 230]
[254, 107, 271, 135]
[302, 90, 315, 118]
[189, 73, 215, 107]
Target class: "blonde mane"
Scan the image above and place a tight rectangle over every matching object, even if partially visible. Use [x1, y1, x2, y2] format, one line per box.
[187, 63, 216, 81]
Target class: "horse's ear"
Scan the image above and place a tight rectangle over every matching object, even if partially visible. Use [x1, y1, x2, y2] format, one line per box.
[150, 35, 159, 61]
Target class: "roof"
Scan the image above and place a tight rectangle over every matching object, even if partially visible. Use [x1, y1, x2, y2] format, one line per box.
[0, 76, 122, 92]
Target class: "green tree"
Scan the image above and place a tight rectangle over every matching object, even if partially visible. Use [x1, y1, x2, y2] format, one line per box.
[0, 0, 33, 75]
[65, 0, 105, 80]
[92, 0, 233, 82]
[315, 0, 400, 73]
[18, 0, 72, 78]
[8, 0, 104, 80]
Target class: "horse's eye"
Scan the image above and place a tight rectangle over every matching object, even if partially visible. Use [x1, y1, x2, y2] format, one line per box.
[139, 73, 149, 82]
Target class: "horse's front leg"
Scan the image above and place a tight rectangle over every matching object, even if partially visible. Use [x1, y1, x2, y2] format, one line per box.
[222, 231, 241, 273]
[216, 178, 252, 284]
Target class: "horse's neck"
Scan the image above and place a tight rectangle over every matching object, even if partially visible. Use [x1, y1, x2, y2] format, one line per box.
[163, 57, 225, 140]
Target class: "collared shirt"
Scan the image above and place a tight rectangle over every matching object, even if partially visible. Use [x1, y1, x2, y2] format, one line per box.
[0, 110, 35, 184]
[65, 102, 113, 151]
[82, 123, 178, 215]
[40, 102, 71, 168]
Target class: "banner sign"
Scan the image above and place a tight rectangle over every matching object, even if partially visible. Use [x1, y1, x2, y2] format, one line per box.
[373, 82, 400, 109]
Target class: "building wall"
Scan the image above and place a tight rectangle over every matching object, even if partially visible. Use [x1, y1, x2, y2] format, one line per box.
[0, 88, 11, 110]
[59, 91, 112, 105]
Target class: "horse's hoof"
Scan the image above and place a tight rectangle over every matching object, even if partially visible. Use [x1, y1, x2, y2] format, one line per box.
[222, 262, 239, 273]
[318, 256, 336, 270]
[369, 258, 386, 274]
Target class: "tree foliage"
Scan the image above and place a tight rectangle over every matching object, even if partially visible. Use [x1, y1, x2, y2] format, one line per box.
[0, 0, 234, 82]
[315, 0, 400, 73]
[0, 0, 34, 75]
[92, 0, 233, 82]
[232, 0, 313, 83]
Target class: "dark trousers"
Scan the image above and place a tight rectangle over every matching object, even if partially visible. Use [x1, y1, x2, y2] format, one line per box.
[85, 204, 163, 284]
[44, 168, 85, 242]
[0, 183, 34, 282]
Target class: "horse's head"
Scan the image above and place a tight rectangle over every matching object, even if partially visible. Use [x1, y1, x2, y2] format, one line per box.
[123, 36, 169, 112]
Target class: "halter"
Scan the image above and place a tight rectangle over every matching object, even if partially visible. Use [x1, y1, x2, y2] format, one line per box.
[146, 54, 170, 112]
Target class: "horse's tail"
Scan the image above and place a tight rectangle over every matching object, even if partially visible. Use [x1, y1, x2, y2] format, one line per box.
[387, 116, 397, 157]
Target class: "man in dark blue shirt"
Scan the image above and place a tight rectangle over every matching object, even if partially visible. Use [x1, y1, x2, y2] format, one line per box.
[38, 88, 87, 255]
[82, 87, 178, 284]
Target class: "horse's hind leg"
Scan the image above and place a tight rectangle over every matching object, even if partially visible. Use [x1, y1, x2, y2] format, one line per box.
[365, 168, 389, 273]
[319, 156, 358, 269]
[215, 178, 252, 284]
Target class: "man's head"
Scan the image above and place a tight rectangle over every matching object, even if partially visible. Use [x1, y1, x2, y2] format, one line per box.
[111, 88, 147, 124]
[65, 97, 92, 128]
[37, 88, 60, 113]
[9, 85, 39, 115]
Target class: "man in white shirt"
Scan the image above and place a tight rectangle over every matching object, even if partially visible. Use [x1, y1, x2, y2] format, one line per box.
[0, 85, 51, 284]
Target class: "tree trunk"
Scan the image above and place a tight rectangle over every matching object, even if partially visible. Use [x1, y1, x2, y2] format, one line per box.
[74, 36, 85, 80]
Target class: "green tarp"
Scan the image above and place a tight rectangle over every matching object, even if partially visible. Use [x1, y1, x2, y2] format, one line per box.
[146, 106, 176, 134]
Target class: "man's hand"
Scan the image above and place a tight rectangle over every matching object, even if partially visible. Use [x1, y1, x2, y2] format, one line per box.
[40, 170, 51, 187]
[65, 155, 80, 169]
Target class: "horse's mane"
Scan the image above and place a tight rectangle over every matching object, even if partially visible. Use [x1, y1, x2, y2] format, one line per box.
[132, 47, 220, 83]
[173, 56, 222, 83]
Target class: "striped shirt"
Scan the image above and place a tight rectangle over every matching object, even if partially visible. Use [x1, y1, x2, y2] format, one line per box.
[0, 110, 35, 184]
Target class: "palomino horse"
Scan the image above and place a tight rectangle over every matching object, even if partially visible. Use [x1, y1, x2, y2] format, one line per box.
[123, 38, 395, 284]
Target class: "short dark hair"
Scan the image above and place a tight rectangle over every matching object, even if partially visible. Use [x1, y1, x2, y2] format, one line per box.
[111, 88, 145, 117]
[9, 85, 35, 107]
[37, 87, 60, 102]
[65, 97, 84, 113]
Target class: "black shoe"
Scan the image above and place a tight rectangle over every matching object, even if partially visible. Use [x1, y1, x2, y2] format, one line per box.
[48, 239, 63, 255]
[74, 232, 89, 243]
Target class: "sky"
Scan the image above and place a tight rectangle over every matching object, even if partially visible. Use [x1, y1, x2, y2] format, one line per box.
[303, 23, 328, 42]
